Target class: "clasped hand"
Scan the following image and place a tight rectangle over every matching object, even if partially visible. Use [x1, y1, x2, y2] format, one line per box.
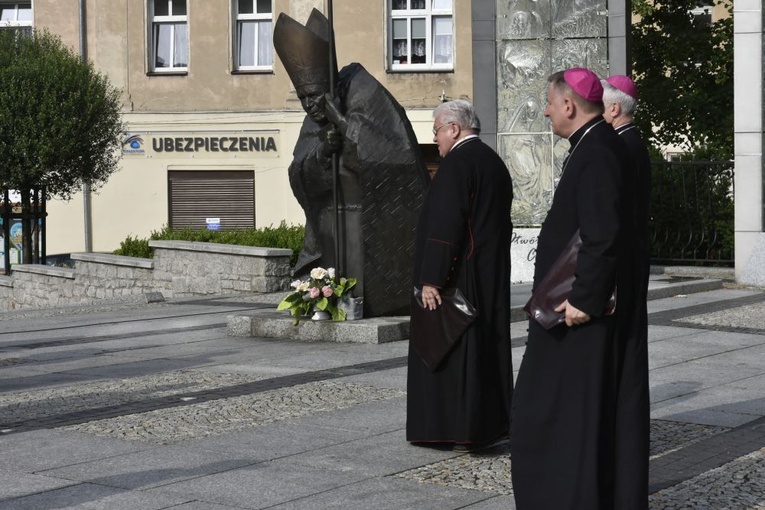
[420, 284, 442, 311]
[554, 299, 591, 327]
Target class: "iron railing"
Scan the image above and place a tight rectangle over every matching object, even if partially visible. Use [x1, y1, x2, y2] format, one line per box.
[649, 160, 734, 266]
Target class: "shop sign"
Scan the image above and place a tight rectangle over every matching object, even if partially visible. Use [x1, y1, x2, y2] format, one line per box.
[121, 131, 279, 159]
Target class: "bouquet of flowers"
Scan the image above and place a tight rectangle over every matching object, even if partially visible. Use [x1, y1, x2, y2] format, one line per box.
[277, 267, 357, 324]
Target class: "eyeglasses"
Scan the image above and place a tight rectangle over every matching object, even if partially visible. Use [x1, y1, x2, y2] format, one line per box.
[432, 122, 454, 135]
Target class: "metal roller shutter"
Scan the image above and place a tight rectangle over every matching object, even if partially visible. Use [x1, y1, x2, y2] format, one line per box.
[168, 170, 255, 230]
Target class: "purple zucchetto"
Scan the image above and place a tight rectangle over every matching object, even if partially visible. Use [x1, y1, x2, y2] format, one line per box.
[606, 75, 638, 99]
[563, 67, 603, 103]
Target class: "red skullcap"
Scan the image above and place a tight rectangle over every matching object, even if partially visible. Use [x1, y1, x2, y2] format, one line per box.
[606, 75, 638, 99]
[563, 67, 603, 103]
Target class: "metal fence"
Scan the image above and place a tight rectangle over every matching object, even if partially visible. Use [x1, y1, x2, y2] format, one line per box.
[649, 160, 734, 267]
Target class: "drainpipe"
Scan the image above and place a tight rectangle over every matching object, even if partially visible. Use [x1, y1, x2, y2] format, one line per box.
[79, 0, 92, 252]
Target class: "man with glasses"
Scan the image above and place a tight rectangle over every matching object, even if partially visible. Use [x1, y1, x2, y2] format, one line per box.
[408, 100, 514, 453]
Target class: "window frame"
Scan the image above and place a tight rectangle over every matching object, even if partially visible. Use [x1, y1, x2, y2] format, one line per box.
[388, 0, 454, 72]
[0, 2, 32, 34]
[148, 0, 189, 74]
[232, 0, 274, 73]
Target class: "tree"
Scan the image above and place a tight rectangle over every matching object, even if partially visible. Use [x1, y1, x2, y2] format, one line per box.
[631, 0, 733, 161]
[0, 28, 124, 263]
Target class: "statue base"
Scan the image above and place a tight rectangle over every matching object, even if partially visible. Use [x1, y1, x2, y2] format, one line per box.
[227, 309, 408, 344]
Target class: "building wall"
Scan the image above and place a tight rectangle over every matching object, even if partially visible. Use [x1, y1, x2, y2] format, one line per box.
[31, 0, 474, 255]
[734, 0, 765, 284]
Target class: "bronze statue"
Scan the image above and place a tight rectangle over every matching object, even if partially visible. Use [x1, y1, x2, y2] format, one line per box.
[274, 9, 428, 317]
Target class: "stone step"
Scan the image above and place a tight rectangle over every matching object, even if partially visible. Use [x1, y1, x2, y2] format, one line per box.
[227, 276, 725, 344]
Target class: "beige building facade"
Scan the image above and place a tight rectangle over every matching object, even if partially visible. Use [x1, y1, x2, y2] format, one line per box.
[6, 0, 474, 254]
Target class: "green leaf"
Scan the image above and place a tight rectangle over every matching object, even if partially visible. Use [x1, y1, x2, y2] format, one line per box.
[277, 293, 302, 310]
[332, 307, 347, 321]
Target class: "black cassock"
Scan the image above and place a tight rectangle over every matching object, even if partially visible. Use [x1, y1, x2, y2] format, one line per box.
[613, 122, 652, 508]
[407, 137, 513, 445]
[511, 117, 646, 509]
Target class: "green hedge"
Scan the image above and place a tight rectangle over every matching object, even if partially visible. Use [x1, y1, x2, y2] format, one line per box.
[114, 221, 305, 266]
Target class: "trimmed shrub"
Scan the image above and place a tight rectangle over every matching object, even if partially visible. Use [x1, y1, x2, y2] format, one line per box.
[114, 221, 305, 266]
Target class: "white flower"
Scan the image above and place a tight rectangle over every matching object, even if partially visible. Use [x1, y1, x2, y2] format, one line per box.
[297, 282, 309, 292]
[327, 267, 336, 278]
[310, 267, 327, 279]
[290, 279, 303, 289]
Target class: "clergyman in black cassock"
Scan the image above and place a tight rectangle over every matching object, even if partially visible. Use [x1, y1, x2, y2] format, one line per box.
[407, 100, 513, 451]
[603, 75, 652, 508]
[510, 68, 643, 509]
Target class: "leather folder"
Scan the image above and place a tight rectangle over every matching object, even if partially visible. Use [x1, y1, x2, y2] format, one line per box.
[523, 230, 616, 329]
[410, 286, 477, 371]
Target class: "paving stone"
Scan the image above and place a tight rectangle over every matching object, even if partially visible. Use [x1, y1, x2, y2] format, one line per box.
[678, 302, 765, 330]
[1, 283, 765, 508]
[650, 447, 765, 508]
[61, 381, 405, 444]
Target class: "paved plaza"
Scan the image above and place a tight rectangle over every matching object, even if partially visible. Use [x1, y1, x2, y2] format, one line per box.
[2, 274, 765, 509]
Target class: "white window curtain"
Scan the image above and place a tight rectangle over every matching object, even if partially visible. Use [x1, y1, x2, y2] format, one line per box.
[235, 0, 272, 70]
[239, 22, 255, 67]
[432, 17, 452, 64]
[173, 23, 188, 67]
[257, 20, 272, 66]
[154, 23, 187, 68]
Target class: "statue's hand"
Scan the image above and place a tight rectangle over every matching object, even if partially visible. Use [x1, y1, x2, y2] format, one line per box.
[321, 127, 343, 157]
[323, 93, 348, 132]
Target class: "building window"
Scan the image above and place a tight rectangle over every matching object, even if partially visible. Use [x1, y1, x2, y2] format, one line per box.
[389, 0, 453, 71]
[0, 2, 32, 36]
[689, 5, 713, 26]
[234, 0, 273, 71]
[150, 0, 188, 72]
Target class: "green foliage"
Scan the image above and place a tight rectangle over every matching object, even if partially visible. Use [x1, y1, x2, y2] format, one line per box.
[632, 0, 733, 161]
[114, 235, 153, 259]
[113, 222, 306, 266]
[0, 28, 124, 198]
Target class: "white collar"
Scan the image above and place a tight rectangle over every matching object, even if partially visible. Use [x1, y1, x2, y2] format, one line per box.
[450, 134, 479, 152]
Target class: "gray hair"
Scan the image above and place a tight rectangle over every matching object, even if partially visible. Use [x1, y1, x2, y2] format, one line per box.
[601, 80, 637, 115]
[433, 99, 481, 132]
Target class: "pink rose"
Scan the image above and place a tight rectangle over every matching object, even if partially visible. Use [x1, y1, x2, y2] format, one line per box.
[322, 285, 333, 297]
[309, 287, 320, 299]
